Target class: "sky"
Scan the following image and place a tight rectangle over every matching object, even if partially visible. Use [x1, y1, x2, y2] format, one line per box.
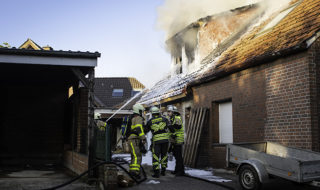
[0, 0, 171, 88]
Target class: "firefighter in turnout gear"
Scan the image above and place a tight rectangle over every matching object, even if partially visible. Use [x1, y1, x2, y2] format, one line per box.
[94, 113, 106, 130]
[145, 106, 174, 178]
[128, 104, 146, 179]
[167, 105, 185, 176]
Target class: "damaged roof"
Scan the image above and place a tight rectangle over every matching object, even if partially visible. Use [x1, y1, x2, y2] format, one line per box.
[138, 63, 213, 105]
[192, 0, 320, 86]
[140, 4, 261, 106]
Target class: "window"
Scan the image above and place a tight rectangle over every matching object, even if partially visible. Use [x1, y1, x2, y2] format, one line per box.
[219, 102, 233, 143]
[131, 90, 140, 97]
[112, 89, 123, 97]
[256, 3, 299, 37]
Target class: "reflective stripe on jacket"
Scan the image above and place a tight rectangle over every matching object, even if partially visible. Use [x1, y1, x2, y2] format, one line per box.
[146, 115, 170, 143]
[171, 115, 184, 144]
[129, 115, 145, 139]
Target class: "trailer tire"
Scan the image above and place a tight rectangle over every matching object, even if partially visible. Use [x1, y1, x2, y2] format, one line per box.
[238, 165, 261, 190]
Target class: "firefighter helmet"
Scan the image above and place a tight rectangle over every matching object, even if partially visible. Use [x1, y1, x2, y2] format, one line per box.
[133, 103, 145, 115]
[150, 106, 160, 114]
[167, 105, 178, 113]
[94, 113, 101, 120]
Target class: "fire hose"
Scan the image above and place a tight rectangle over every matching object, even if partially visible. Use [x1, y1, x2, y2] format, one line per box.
[114, 156, 235, 190]
[23, 158, 147, 190]
[23, 153, 234, 190]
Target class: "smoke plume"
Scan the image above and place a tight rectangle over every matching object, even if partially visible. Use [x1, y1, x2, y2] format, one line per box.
[157, 0, 293, 40]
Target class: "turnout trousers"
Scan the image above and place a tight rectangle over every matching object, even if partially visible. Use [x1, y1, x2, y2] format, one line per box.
[173, 143, 185, 175]
[152, 142, 169, 172]
[128, 138, 142, 175]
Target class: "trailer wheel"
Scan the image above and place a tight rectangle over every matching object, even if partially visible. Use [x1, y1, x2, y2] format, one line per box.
[239, 165, 261, 190]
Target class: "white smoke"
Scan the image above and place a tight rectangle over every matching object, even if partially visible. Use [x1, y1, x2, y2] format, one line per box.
[157, 0, 261, 39]
[157, 0, 293, 39]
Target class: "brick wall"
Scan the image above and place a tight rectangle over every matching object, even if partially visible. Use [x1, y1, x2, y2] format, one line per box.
[193, 64, 267, 167]
[192, 47, 320, 168]
[63, 87, 90, 174]
[265, 53, 313, 149]
[76, 88, 89, 154]
[63, 150, 88, 175]
[309, 37, 320, 151]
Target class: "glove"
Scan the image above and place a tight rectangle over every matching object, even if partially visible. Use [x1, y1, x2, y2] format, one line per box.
[140, 140, 147, 154]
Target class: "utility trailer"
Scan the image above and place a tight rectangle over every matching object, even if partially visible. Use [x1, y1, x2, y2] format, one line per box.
[226, 142, 320, 190]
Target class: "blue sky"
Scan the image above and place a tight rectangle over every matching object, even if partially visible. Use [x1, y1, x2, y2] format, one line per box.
[1, 0, 171, 88]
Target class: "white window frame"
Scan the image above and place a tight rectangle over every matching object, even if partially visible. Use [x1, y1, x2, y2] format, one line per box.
[219, 102, 233, 144]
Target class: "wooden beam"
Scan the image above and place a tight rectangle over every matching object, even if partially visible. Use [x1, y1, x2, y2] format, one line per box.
[183, 108, 208, 167]
[71, 68, 89, 88]
[189, 108, 203, 166]
[184, 108, 200, 166]
[192, 108, 207, 167]
[188, 108, 202, 166]
[160, 93, 187, 104]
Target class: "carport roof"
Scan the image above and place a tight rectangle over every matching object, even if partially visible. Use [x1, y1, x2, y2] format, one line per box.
[0, 47, 100, 58]
[0, 47, 100, 67]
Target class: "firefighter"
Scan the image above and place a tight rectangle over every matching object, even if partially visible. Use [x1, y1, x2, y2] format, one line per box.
[94, 113, 106, 130]
[167, 105, 185, 176]
[128, 103, 146, 179]
[145, 106, 173, 178]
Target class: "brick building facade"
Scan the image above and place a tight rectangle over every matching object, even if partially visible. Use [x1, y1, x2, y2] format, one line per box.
[193, 41, 320, 167]
[140, 0, 320, 169]
[189, 0, 320, 168]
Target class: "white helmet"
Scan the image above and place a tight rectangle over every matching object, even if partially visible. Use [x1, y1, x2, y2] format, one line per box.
[150, 106, 160, 114]
[94, 113, 101, 120]
[133, 104, 145, 115]
[167, 105, 178, 113]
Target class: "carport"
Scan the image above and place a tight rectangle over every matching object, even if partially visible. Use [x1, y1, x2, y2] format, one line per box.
[0, 48, 100, 174]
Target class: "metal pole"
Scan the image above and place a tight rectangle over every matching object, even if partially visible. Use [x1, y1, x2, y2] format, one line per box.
[105, 124, 111, 162]
[88, 68, 95, 179]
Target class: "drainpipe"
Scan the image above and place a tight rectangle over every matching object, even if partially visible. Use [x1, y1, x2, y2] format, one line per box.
[105, 124, 111, 162]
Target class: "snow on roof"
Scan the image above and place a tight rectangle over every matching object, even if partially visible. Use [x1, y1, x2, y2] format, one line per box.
[139, 62, 216, 105]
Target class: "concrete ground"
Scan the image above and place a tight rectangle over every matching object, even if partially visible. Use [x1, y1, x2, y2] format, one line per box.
[0, 166, 95, 190]
[119, 165, 319, 190]
[1, 164, 318, 190]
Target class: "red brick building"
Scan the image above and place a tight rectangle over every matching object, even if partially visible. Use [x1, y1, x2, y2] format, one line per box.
[188, 0, 320, 167]
[140, 0, 320, 169]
